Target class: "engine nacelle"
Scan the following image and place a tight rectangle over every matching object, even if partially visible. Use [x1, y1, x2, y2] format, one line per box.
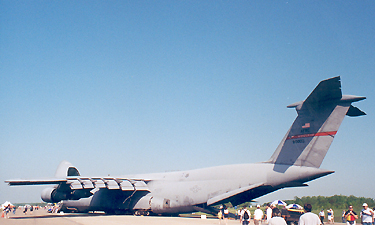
[41, 188, 92, 203]
[41, 187, 68, 203]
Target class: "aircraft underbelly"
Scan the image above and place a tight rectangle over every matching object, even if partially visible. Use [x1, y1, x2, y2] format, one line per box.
[145, 165, 269, 207]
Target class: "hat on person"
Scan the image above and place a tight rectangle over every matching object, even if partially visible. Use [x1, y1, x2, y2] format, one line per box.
[363, 203, 368, 207]
[257, 205, 260, 208]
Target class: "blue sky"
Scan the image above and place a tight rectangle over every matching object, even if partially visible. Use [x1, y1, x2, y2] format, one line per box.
[1, 1, 374, 204]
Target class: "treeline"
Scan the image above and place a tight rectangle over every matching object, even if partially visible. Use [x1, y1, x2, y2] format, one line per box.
[285, 195, 375, 209]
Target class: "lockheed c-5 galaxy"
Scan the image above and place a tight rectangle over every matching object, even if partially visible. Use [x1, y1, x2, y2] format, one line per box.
[6, 76, 366, 215]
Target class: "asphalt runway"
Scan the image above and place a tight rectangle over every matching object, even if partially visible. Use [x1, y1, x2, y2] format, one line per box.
[0, 210, 348, 225]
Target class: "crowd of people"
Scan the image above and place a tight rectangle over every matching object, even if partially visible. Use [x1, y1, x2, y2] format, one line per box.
[1, 204, 40, 218]
[0, 203, 59, 219]
[218, 204, 285, 225]
[218, 203, 375, 225]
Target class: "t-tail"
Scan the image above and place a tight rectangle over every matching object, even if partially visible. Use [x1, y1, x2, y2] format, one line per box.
[266, 76, 366, 168]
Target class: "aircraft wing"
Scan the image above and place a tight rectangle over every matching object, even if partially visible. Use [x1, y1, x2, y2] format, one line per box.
[6, 179, 67, 186]
[5, 177, 150, 192]
[207, 183, 264, 206]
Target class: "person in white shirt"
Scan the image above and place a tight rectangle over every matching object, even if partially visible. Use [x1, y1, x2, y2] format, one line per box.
[268, 208, 287, 225]
[237, 208, 242, 221]
[319, 209, 325, 225]
[223, 206, 229, 225]
[267, 204, 273, 223]
[361, 203, 374, 225]
[299, 203, 322, 225]
[254, 205, 264, 225]
[327, 209, 334, 224]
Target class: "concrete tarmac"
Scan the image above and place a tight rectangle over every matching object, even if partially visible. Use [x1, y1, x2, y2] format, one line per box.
[1, 209, 233, 225]
[0, 210, 348, 225]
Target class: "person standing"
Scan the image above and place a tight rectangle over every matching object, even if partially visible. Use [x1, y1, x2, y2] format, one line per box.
[4, 204, 10, 219]
[298, 203, 321, 225]
[218, 205, 223, 224]
[254, 205, 264, 225]
[268, 208, 287, 225]
[267, 204, 273, 223]
[342, 210, 347, 223]
[345, 205, 358, 225]
[218, 210, 223, 224]
[263, 207, 268, 223]
[224, 206, 229, 225]
[361, 203, 374, 225]
[241, 206, 251, 225]
[319, 209, 325, 225]
[237, 208, 242, 221]
[327, 209, 334, 224]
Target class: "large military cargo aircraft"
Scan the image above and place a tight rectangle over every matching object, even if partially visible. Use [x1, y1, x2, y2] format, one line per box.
[6, 76, 366, 215]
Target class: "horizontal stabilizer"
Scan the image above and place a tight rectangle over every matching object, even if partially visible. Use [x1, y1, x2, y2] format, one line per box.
[346, 105, 366, 117]
[304, 76, 342, 104]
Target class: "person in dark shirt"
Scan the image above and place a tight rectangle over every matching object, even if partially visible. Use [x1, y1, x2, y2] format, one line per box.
[344, 205, 358, 225]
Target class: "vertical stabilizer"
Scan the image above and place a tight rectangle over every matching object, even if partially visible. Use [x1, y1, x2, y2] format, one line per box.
[267, 77, 365, 168]
[54, 160, 80, 178]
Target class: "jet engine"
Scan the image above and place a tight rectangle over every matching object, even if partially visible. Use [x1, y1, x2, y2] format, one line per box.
[41, 187, 93, 203]
[41, 187, 68, 203]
